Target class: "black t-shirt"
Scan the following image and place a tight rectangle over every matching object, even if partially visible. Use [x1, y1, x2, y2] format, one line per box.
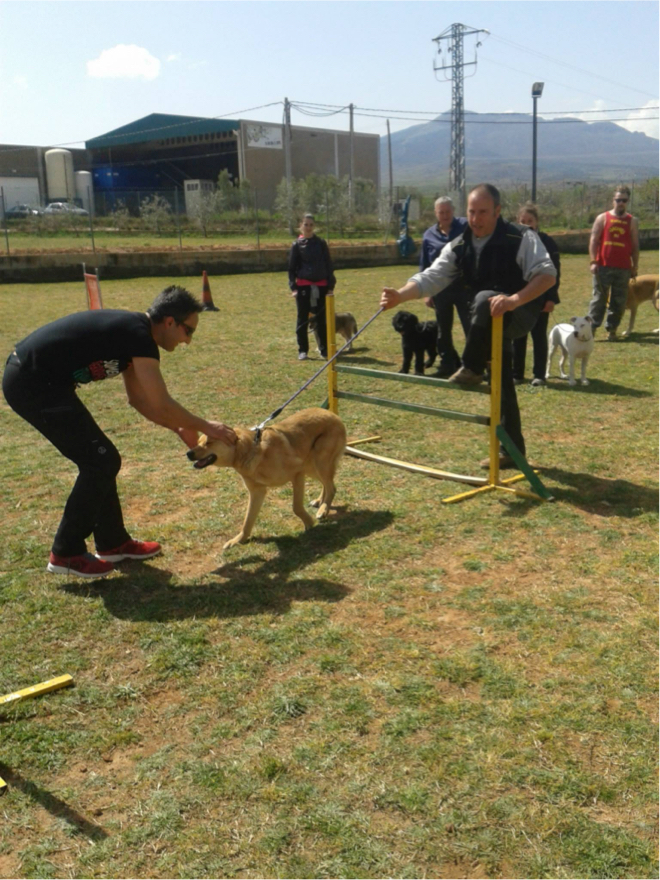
[15, 310, 159, 386]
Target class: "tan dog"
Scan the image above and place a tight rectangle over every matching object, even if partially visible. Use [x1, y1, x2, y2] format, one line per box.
[622, 274, 659, 336]
[187, 408, 346, 550]
[308, 312, 358, 353]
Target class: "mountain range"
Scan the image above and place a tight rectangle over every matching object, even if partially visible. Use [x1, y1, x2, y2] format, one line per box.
[381, 111, 659, 189]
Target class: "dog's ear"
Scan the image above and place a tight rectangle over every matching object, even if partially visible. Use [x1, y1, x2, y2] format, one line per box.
[570, 316, 578, 324]
[585, 316, 593, 323]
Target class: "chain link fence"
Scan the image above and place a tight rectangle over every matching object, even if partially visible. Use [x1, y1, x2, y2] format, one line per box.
[1, 176, 658, 255]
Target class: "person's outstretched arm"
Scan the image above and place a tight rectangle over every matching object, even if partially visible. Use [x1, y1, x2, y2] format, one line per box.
[123, 358, 236, 448]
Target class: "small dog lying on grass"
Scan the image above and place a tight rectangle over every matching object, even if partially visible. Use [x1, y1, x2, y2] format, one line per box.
[546, 316, 594, 386]
[308, 312, 359, 353]
[187, 407, 346, 550]
[391, 311, 438, 375]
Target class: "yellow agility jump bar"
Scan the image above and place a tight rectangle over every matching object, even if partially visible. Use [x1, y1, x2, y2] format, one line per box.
[0, 674, 74, 708]
[326, 299, 552, 504]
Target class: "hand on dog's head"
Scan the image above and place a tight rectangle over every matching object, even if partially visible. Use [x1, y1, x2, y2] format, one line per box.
[392, 311, 419, 334]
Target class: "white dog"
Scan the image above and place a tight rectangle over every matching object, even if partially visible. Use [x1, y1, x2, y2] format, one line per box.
[546, 317, 594, 386]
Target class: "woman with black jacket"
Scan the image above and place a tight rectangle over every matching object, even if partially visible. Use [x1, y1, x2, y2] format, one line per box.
[513, 203, 561, 386]
[288, 214, 336, 360]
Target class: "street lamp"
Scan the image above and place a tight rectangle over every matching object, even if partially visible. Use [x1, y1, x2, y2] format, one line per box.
[531, 82, 544, 202]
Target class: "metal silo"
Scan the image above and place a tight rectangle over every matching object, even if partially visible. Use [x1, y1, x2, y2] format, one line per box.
[75, 170, 93, 214]
[45, 149, 75, 202]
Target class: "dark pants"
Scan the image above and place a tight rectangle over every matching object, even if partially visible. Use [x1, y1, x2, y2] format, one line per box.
[294, 286, 327, 357]
[432, 281, 472, 370]
[2, 354, 130, 557]
[461, 291, 544, 457]
[513, 311, 550, 381]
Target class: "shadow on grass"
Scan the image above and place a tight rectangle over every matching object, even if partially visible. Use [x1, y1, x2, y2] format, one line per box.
[61, 509, 394, 622]
[339, 354, 397, 367]
[537, 466, 658, 517]
[0, 763, 108, 840]
[544, 379, 654, 397]
[621, 330, 659, 346]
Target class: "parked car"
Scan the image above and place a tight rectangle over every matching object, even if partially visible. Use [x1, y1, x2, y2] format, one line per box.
[4, 204, 42, 218]
[43, 202, 89, 216]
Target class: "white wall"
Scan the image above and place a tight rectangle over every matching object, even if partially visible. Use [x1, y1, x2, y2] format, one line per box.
[0, 176, 41, 211]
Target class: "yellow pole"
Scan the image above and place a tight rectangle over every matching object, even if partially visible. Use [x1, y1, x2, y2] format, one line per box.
[489, 316, 503, 486]
[326, 292, 338, 414]
[0, 674, 74, 707]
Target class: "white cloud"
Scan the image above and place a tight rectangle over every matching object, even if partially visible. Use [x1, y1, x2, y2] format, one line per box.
[87, 45, 161, 81]
[542, 99, 659, 141]
[167, 53, 181, 63]
[617, 101, 659, 141]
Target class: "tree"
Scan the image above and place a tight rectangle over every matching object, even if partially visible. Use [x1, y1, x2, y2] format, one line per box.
[140, 195, 172, 236]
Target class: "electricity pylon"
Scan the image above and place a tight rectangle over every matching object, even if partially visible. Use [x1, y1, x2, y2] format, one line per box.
[433, 24, 488, 212]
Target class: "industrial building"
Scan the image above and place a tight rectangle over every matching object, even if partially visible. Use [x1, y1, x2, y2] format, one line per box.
[0, 112, 380, 215]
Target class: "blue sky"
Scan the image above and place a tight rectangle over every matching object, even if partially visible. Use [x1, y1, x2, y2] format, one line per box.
[1, 1, 658, 147]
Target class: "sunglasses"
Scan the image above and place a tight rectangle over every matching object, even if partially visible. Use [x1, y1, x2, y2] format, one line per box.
[614, 198, 629, 203]
[176, 320, 196, 337]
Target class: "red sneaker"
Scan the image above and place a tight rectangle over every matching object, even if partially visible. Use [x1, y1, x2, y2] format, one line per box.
[47, 552, 114, 579]
[95, 539, 161, 562]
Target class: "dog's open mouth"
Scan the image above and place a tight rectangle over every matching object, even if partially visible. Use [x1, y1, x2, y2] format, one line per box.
[193, 453, 217, 469]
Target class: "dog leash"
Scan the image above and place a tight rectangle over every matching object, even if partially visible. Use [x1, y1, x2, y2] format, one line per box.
[251, 306, 385, 438]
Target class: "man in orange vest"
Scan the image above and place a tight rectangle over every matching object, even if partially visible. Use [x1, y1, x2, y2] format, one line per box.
[588, 185, 639, 341]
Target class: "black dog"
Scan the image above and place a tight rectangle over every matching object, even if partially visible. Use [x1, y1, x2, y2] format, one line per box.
[391, 311, 438, 375]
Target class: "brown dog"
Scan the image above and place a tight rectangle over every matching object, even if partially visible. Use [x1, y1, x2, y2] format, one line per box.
[622, 274, 659, 336]
[187, 407, 346, 550]
[308, 312, 358, 353]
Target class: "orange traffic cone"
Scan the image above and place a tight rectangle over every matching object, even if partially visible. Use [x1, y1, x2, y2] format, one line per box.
[201, 270, 219, 311]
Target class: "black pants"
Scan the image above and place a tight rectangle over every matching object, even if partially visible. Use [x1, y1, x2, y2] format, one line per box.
[461, 291, 544, 457]
[2, 354, 130, 557]
[295, 286, 327, 357]
[513, 311, 550, 381]
[432, 282, 472, 370]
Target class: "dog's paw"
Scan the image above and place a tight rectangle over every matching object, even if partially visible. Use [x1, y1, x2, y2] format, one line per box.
[309, 498, 321, 509]
[316, 504, 329, 520]
[568, 379, 577, 386]
[223, 533, 248, 550]
[580, 379, 589, 386]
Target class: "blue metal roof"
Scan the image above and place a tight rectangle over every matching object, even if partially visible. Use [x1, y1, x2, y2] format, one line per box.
[86, 114, 239, 149]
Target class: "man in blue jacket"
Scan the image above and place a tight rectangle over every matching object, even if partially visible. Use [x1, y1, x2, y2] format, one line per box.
[419, 197, 468, 377]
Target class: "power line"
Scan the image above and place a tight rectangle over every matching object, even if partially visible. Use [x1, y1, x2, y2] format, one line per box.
[291, 98, 657, 119]
[0, 102, 284, 155]
[488, 34, 658, 100]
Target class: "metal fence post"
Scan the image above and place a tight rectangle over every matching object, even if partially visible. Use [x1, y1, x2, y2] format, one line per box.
[87, 187, 96, 255]
[1, 188, 9, 255]
[174, 188, 182, 250]
[325, 189, 330, 244]
[254, 189, 260, 251]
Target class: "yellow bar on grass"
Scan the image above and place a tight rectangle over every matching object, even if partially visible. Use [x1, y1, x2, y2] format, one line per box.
[0, 674, 74, 707]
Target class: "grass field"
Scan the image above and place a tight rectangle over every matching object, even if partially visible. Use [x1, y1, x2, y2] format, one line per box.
[0, 255, 657, 879]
